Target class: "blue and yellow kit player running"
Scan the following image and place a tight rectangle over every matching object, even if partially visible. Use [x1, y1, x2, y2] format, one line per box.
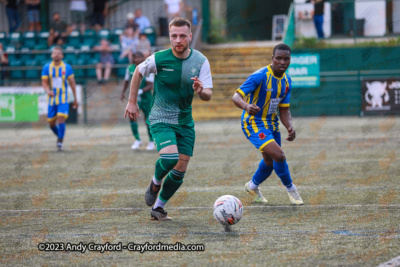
[232, 43, 304, 205]
[41, 46, 78, 151]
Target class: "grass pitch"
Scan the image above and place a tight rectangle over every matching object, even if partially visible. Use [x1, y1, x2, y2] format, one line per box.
[0, 116, 399, 266]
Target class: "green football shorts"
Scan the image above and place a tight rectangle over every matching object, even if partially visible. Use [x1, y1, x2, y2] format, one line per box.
[149, 121, 195, 156]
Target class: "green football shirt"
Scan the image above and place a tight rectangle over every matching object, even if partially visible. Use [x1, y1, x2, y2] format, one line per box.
[125, 64, 154, 104]
[138, 48, 213, 126]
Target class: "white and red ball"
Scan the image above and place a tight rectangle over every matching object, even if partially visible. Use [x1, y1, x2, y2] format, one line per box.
[213, 195, 243, 226]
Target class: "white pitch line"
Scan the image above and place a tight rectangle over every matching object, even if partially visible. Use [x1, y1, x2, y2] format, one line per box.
[0, 204, 399, 213]
[1, 186, 399, 197]
[377, 255, 400, 267]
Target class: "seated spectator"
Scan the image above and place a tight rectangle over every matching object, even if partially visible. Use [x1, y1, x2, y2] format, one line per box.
[70, 0, 87, 34]
[136, 33, 151, 58]
[120, 27, 138, 62]
[48, 12, 70, 46]
[134, 8, 151, 33]
[125, 13, 140, 35]
[93, 39, 114, 84]
[0, 43, 9, 81]
[25, 0, 41, 32]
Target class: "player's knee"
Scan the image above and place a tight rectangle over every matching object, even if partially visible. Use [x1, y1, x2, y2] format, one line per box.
[274, 152, 286, 163]
[174, 165, 187, 173]
[263, 158, 273, 167]
[174, 160, 189, 173]
[57, 117, 66, 124]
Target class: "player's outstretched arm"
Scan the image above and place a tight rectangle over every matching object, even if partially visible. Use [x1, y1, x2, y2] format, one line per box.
[124, 67, 143, 121]
[279, 106, 296, 141]
[232, 92, 260, 115]
[67, 75, 78, 109]
[191, 76, 212, 101]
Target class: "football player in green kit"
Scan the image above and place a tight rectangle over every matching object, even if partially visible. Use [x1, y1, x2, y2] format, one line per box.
[124, 18, 213, 220]
[121, 52, 155, 150]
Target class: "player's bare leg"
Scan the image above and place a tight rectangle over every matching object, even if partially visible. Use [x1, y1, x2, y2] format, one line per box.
[261, 141, 303, 205]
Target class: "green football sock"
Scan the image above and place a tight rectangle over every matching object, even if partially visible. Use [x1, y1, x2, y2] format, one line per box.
[159, 169, 185, 202]
[146, 124, 153, 141]
[130, 121, 140, 141]
[154, 154, 179, 181]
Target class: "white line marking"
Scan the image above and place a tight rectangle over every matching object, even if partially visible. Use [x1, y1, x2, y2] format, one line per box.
[0, 186, 399, 197]
[377, 255, 400, 267]
[0, 204, 399, 213]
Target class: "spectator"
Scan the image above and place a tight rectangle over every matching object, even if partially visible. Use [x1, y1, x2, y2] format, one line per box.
[25, 0, 41, 32]
[91, 0, 108, 31]
[48, 12, 70, 46]
[134, 8, 151, 33]
[1, 0, 20, 33]
[70, 0, 87, 34]
[164, 0, 184, 22]
[125, 13, 140, 34]
[119, 27, 138, 62]
[0, 43, 9, 81]
[93, 39, 114, 84]
[307, 0, 325, 39]
[136, 33, 151, 58]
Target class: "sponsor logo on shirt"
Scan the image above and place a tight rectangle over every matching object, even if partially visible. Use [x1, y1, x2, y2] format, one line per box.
[162, 68, 174, 71]
[266, 88, 273, 92]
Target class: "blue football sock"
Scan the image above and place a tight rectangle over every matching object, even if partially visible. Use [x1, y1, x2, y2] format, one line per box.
[50, 126, 58, 136]
[251, 159, 273, 186]
[58, 123, 66, 139]
[273, 159, 293, 188]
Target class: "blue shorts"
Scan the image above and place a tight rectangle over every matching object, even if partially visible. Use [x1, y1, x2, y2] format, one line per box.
[47, 103, 69, 121]
[243, 127, 281, 151]
[27, 10, 40, 23]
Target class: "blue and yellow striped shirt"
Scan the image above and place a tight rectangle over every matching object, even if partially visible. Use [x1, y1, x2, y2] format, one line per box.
[236, 64, 292, 136]
[41, 61, 74, 106]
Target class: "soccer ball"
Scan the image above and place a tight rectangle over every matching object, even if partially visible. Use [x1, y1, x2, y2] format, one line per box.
[213, 195, 243, 226]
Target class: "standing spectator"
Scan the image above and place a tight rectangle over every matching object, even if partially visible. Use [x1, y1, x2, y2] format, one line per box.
[1, 0, 20, 33]
[134, 8, 151, 33]
[164, 0, 184, 22]
[48, 12, 70, 46]
[25, 0, 41, 32]
[91, 0, 108, 31]
[136, 33, 151, 58]
[70, 0, 87, 34]
[307, 0, 325, 39]
[120, 27, 138, 62]
[93, 39, 114, 84]
[0, 43, 9, 81]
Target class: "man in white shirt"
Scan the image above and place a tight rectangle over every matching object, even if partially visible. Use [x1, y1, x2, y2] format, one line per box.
[164, 0, 184, 21]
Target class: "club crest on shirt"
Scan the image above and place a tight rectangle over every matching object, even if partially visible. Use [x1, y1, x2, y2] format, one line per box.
[190, 67, 197, 75]
[258, 132, 266, 140]
[285, 86, 289, 94]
